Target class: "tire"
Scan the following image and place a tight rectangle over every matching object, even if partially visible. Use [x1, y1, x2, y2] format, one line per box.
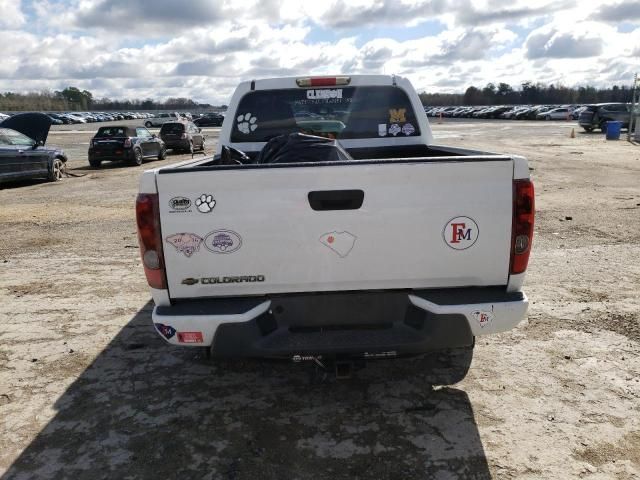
[48, 158, 65, 182]
[583, 127, 594, 133]
[145, 121, 152, 128]
[157, 146, 167, 160]
[88, 157, 101, 168]
[131, 148, 143, 166]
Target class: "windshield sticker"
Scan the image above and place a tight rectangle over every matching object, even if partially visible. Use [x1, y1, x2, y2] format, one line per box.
[204, 230, 243, 254]
[443, 216, 479, 250]
[165, 233, 203, 258]
[237, 113, 257, 134]
[389, 108, 406, 123]
[307, 89, 343, 100]
[195, 194, 216, 213]
[402, 123, 416, 136]
[378, 124, 387, 137]
[472, 310, 494, 328]
[168, 196, 192, 213]
[155, 323, 176, 340]
[177, 332, 204, 344]
[388, 124, 401, 136]
[319, 231, 357, 258]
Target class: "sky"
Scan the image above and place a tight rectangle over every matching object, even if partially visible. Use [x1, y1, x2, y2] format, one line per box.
[0, 0, 638, 104]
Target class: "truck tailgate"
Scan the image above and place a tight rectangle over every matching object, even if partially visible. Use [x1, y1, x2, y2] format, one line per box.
[157, 159, 514, 299]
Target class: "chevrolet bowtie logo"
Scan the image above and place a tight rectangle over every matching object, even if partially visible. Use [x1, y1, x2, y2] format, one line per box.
[181, 278, 199, 285]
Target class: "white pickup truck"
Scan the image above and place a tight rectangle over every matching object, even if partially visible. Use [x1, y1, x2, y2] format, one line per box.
[136, 75, 534, 379]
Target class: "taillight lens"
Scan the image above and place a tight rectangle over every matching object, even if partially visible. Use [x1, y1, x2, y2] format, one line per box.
[136, 193, 167, 289]
[510, 179, 535, 274]
[124, 138, 132, 147]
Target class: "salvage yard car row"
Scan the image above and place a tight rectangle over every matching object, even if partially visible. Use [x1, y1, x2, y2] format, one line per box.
[426, 103, 632, 132]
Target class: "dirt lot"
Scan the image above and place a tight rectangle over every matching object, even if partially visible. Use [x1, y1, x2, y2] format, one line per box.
[1, 119, 639, 479]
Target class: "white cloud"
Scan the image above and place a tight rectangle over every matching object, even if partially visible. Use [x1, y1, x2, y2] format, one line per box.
[0, 0, 638, 103]
[0, 0, 26, 28]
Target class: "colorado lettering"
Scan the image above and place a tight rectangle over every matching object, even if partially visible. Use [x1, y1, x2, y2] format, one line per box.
[201, 275, 265, 284]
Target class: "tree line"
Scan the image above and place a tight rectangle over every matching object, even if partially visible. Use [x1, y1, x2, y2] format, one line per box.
[0, 87, 216, 112]
[419, 82, 635, 106]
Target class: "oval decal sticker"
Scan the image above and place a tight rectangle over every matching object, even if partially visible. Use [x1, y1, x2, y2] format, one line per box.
[204, 230, 242, 254]
[169, 196, 191, 211]
[443, 216, 479, 250]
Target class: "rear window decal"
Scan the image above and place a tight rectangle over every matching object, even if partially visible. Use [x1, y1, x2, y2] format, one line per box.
[236, 113, 257, 134]
[389, 108, 406, 123]
[378, 124, 387, 136]
[402, 123, 416, 136]
[388, 124, 401, 136]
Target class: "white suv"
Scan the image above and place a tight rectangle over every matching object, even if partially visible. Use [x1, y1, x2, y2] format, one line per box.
[145, 112, 181, 128]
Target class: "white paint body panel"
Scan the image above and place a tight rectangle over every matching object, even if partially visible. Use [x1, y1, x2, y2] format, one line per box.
[157, 159, 514, 299]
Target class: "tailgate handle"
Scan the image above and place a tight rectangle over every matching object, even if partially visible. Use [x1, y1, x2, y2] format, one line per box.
[308, 190, 364, 211]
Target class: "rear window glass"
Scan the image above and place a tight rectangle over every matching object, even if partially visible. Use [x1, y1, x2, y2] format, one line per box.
[161, 123, 185, 134]
[96, 127, 127, 137]
[230, 86, 421, 143]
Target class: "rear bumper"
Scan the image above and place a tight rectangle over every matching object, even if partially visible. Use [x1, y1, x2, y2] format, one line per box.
[151, 288, 528, 357]
[88, 148, 134, 161]
[162, 139, 190, 149]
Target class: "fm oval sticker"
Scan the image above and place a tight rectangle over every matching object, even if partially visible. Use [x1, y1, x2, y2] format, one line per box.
[204, 230, 242, 254]
[443, 216, 479, 250]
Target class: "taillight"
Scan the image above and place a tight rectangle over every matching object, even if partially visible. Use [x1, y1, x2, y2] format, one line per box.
[136, 193, 167, 289]
[510, 179, 535, 275]
[296, 76, 351, 87]
[124, 137, 132, 147]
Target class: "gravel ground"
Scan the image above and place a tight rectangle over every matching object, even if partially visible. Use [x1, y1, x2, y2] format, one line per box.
[0, 119, 639, 479]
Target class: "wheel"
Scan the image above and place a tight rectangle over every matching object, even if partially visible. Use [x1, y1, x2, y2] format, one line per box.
[48, 158, 65, 181]
[200, 138, 206, 151]
[188, 141, 194, 154]
[157, 146, 167, 160]
[88, 157, 101, 168]
[145, 121, 152, 128]
[583, 126, 594, 133]
[131, 148, 143, 166]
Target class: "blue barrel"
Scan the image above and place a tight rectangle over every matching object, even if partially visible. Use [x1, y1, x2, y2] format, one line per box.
[606, 121, 622, 140]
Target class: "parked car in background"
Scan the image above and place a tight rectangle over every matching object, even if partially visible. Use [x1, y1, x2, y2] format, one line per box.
[578, 103, 630, 132]
[159, 121, 205, 153]
[537, 107, 572, 120]
[145, 112, 181, 128]
[0, 113, 10, 121]
[0, 112, 67, 183]
[193, 113, 224, 127]
[88, 125, 166, 167]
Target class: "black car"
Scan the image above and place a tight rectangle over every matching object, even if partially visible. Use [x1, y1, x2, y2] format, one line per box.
[88, 126, 166, 168]
[0, 112, 68, 184]
[578, 103, 630, 132]
[159, 122, 205, 153]
[193, 113, 224, 127]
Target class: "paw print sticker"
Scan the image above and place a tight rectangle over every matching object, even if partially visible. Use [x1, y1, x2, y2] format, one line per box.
[237, 113, 257, 134]
[195, 194, 216, 213]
